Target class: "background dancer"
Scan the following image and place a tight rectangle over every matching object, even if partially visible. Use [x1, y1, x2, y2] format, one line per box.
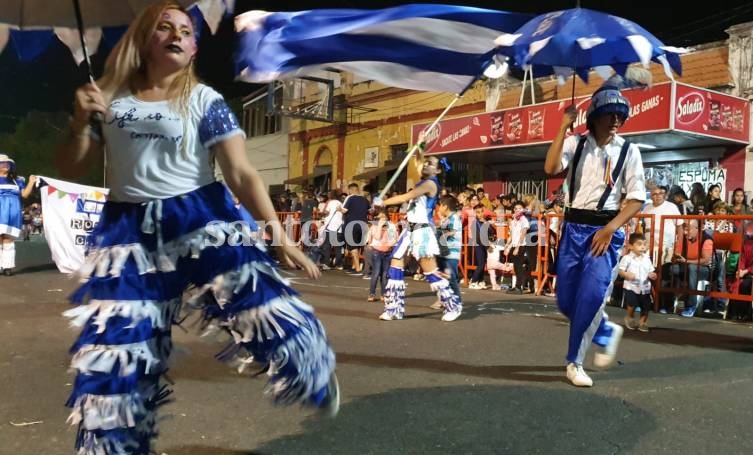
[0, 154, 37, 275]
[373, 138, 462, 322]
[55, 3, 338, 453]
[544, 70, 649, 387]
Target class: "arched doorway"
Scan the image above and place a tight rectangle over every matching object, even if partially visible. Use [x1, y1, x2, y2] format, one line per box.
[313, 146, 333, 193]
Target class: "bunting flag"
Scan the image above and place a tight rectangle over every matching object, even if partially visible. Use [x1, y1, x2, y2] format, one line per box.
[234, 4, 532, 93]
[0, 0, 233, 62]
[37, 176, 109, 274]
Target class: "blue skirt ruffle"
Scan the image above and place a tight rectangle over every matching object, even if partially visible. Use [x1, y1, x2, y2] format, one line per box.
[64, 182, 336, 455]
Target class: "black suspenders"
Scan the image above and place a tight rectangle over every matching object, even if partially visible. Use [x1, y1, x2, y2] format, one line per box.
[568, 135, 631, 210]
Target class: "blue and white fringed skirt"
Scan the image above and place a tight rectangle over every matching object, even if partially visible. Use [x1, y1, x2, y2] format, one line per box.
[64, 182, 336, 455]
[0, 191, 22, 237]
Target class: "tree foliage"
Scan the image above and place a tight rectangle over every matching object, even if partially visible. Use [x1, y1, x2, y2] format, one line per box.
[0, 111, 104, 198]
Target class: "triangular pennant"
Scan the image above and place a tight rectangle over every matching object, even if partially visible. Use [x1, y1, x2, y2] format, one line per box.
[194, 0, 228, 35]
[69, 193, 79, 202]
[575, 66, 590, 83]
[0, 25, 8, 56]
[54, 27, 103, 64]
[56, 190, 66, 199]
[656, 55, 676, 81]
[664, 52, 683, 77]
[101, 26, 127, 50]
[611, 63, 629, 77]
[188, 6, 205, 41]
[593, 66, 614, 81]
[47, 185, 56, 196]
[9, 29, 55, 62]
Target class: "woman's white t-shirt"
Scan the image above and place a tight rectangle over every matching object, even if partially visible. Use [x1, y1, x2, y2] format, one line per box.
[99, 84, 245, 202]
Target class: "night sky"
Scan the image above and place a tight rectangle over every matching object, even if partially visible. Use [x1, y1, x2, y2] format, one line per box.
[2, 0, 753, 132]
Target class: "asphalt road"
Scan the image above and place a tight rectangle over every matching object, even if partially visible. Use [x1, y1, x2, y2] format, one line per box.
[1, 238, 752, 454]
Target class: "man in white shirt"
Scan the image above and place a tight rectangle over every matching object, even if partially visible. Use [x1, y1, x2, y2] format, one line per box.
[641, 186, 683, 265]
[320, 190, 344, 270]
[544, 71, 649, 388]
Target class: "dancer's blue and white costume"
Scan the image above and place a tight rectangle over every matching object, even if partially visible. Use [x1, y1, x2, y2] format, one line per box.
[556, 78, 646, 370]
[381, 176, 462, 320]
[64, 84, 336, 454]
[0, 174, 25, 239]
[0, 154, 26, 272]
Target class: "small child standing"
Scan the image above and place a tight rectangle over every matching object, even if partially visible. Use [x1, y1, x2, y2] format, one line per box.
[619, 233, 657, 332]
[487, 241, 510, 290]
[468, 204, 491, 289]
[366, 208, 397, 302]
[505, 201, 530, 294]
[432, 195, 463, 308]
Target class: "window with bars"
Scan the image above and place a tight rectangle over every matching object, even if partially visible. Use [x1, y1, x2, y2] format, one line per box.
[387, 143, 408, 193]
[389, 143, 408, 162]
[445, 161, 471, 191]
[241, 86, 282, 138]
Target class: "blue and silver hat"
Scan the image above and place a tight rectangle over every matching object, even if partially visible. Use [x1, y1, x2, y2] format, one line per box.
[586, 76, 630, 124]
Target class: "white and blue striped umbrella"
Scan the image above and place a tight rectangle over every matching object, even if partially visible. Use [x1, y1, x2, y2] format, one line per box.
[494, 7, 687, 82]
[234, 4, 532, 94]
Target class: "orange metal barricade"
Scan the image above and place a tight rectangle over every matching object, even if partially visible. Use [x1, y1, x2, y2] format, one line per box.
[272, 207, 753, 319]
[654, 214, 753, 315]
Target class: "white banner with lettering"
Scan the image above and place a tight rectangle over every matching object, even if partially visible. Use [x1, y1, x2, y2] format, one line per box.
[38, 177, 108, 274]
[676, 165, 726, 200]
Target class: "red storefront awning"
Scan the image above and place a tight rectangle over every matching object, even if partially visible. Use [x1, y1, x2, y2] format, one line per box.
[411, 82, 749, 165]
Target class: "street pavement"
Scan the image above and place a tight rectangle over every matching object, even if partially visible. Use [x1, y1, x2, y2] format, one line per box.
[1, 238, 752, 454]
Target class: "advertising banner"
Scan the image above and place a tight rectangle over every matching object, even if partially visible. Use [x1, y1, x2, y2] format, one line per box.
[412, 82, 748, 154]
[673, 83, 749, 143]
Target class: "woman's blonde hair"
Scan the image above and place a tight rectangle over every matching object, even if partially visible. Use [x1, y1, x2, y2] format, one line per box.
[522, 193, 542, 214]
[98, 1, 198, 118]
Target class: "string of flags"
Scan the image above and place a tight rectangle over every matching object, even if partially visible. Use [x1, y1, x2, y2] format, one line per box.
[44, 184, 106, 203]
[0, 0, 233, 63]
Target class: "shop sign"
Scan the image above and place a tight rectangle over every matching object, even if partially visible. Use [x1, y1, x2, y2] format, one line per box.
[412, 82, 749, 154]
[673, 83, 749, 143]
[414, 84, 673, 154]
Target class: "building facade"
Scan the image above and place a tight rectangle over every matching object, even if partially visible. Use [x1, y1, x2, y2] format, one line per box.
[270, 24, 753, 201]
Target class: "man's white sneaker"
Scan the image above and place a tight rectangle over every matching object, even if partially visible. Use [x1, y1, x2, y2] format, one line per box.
[566, 363, 593, 387]
[441, 310, 461, 322]
[429, 300, 443, 310]
[379, 311, 402, 321]
[593, 322, 623, 369]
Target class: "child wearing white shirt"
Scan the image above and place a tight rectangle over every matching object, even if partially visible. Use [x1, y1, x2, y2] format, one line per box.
[487, 242, 511, 290]
[619, 233, 657, 332]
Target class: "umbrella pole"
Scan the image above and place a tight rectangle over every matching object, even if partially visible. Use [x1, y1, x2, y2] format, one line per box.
[72, 0, 106, 186]
[570, 68, 576, 104]
[569, 69, 576, 133]
[530, 69, 536, 104]
[72, 0, 95, 84]
[518, 67, 528, 107]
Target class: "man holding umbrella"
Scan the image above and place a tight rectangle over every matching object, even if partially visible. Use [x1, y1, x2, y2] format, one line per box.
[545, 72, 648, 387]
